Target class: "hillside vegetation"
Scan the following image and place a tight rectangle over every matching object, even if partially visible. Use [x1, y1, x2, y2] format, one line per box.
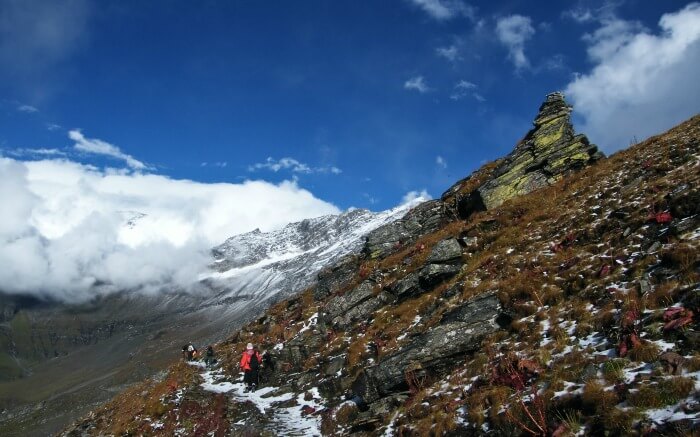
[62, 97, 699, 436]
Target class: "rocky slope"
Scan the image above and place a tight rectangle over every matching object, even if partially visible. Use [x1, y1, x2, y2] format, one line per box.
[0, 203, 414, 436]
[63, 94, 699, 436]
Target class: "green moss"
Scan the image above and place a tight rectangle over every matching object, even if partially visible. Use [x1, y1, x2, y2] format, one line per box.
[533, 121, 565, 148]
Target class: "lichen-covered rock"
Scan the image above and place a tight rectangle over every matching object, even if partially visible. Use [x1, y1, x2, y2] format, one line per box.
[361, 293, 501, 401]
[363, 200, 447, 259]
[458, 92, 602, 218]
[426, 238, 462, 264]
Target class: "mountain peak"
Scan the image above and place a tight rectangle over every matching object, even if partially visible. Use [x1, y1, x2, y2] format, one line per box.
[448, 91, 603, 217]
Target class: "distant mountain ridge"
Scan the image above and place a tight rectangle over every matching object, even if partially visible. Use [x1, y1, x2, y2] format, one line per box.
[201, 199, 425, 307]
[0, 196, 425, 436]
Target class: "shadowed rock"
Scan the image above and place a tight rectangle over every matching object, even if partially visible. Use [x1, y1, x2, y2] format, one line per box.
[360, 292, 501, 402]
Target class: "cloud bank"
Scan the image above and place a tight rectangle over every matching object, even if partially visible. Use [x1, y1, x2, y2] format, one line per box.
[565, 3, 700, 151]
[0, 157, 340, 302]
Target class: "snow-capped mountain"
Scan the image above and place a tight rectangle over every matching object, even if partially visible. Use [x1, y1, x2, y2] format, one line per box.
[200, 198, 424, 308]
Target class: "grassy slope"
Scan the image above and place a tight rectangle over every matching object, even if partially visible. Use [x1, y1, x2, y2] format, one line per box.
[61, 115, 700, 436]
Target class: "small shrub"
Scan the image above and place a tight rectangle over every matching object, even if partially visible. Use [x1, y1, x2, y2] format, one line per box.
[628, 377, 695, 408]
[602, 408, 636, 434]
[582, 381, 619, 414]
[686, 354, 700, 372]
[602, 359, 627, 384]
[627, 342, 660, 363]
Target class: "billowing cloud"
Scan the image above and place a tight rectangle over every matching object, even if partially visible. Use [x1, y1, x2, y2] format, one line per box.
[0, 157, 340, 302]
[496, 15, 535, 70]
[401, 189, 432, 205]
[69, 129, 149, 170]
[248, 157, 341, 174]
[407, 0, 475, 21]
[565, 3, 700, 151]
[404, 76, 430, 93]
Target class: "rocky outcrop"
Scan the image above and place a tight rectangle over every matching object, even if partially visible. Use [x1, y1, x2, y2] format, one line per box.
[360, 292, 501, 402]
[363, 200, 447, 259]
[449, 92, 602, 218]
[426, 238, 462, 264]
[315, 255, 360, 300]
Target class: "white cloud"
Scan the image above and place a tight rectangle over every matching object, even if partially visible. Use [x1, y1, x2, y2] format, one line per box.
[404, 76, 430, 93]
[401, 189, 432, 206]
[496, 15, 536, 70]
[450, 79, 479, 100]
[0, 157, 340, 302]
[565, 3, 700, 151]
[436, 45, 460, 61]
[407, 0, 475, 21]
[69, 129, 148, 170]
[248, 157, 341, 175]
[436, 155, 447, 168]
[6, 147, 66, 158]
[17, 104, 39, 113]
[47, 123, 62, 131]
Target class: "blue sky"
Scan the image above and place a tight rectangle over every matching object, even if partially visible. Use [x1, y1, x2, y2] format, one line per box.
[1, 0, 699, 211]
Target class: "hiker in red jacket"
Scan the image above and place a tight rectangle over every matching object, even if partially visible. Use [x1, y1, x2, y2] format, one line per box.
[240, 343, 262, 392]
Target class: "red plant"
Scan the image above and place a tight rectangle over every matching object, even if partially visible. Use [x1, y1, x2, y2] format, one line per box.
[654, 212, 673, 223]
[663, 306, 694, 331]
[618, 332, 642, 358]
[504, 385, 548, 436]
[599, 264, 612, 278]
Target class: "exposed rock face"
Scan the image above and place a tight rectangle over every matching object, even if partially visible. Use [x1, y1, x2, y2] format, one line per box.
[315, 255, 360, 300]
[426, 238, 462, 264]
[361, 292, 501, 402]
[451, 92, 602, 218]
[364, 200, 447, 259]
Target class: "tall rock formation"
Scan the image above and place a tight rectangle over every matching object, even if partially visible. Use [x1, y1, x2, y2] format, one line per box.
[449, 91, 603, 218]
[365, 92, 602, 259]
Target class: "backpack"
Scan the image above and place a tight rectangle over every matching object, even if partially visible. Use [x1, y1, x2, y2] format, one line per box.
[249, 353, 260, 370]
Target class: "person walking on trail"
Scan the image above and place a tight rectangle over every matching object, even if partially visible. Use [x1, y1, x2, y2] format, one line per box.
[183, 343, 197, 361]
[260, 349, 275, 384]
[240, 343, 262, 392]
[205, 345, 216, 368]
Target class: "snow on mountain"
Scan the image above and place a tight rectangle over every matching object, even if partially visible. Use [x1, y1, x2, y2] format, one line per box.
[199, 198, 425, 307]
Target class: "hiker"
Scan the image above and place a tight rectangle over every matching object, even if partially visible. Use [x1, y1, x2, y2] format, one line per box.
[205, 345, 216, 368]
[185, 343, 197, 361]
[239, 343, 262, 392]
[181, 344, 189, 360]
[260, 349, 275, 384]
